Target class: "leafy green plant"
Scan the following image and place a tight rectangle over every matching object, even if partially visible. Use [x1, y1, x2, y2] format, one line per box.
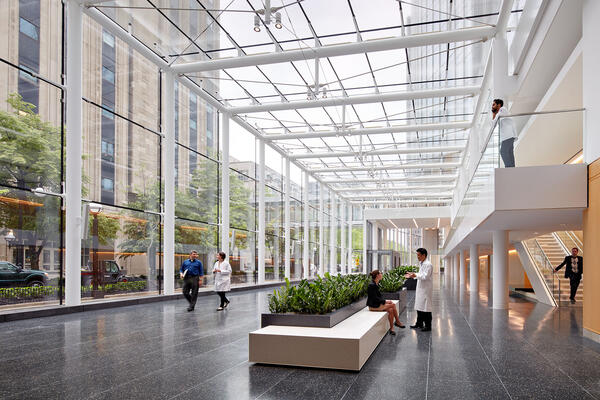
[268, 273, 369, 314]
[0, 286, 57, 299]
[379, 265, 419, 293]
[81, 281, 147, 294]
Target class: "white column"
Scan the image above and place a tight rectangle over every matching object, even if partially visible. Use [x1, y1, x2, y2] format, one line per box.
[162, 72, 176, 295]
[493, 230, 509, 309]
[302, 172, 309, 278]
[340, 201, 346, 275]
[409, 229, 413, 265]
[318, 183, 324, 276]
[584, 0, 600, 163]
[470, 244, 479, 293]
[220, 113, 230, 262]
[258, 140, 266, 284]
[460, 249, 467, 287]
[65, 0, 83, 306]
[455, 252, 460, 282]
[362, 215, 367, 273]
[284, 158, 291, 279]
[347, 202, 352, 273]
[330, 193, 336, 274]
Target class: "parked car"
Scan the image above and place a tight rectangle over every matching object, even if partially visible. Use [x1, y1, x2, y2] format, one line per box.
[81, 260, 129, 286]
[0, 261, 48, 287]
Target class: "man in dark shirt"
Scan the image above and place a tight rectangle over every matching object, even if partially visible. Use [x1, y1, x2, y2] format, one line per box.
[554, 247, 583, 304]
[180, 250, 204, 311]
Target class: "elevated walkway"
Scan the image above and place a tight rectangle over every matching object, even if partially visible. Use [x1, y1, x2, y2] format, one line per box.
[444, 164, 587, 254]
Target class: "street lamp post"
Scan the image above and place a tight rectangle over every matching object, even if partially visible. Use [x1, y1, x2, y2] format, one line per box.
[5, 230, 15, 261]
[89, 203, 103, 299]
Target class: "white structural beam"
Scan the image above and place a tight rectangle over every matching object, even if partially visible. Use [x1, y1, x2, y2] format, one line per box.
[351, 199, 451, 205]
[303, 172, 310, 278]
[319, 183, 325, 276]
[171, 26, 495, 73]
[284, 158, 291, 279]
[229, 86, 480, 114]
[323, 175, 458, 184]
[258, 141, 266, 284]
[221, 113, 230, 262]
[341, 201, 346, 275]
[267, 122, 471, 141]
[163, 72, 176, 295]
[309, 162, 461, 174]
[330, 194, 336, 274]
[347, 202, 353, 273]
[343, 192, 453, 200]
[65, 0, 83, 306]
[336, 185, 455, 193]
[362, 214, 367, 273]
[288, 145, 465, 160]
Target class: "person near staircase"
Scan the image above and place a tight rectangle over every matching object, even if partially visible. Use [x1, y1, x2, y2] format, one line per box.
[554, 247, 583, 304]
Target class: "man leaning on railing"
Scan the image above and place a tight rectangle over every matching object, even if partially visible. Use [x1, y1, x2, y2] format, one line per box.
[491, 98, 517, 167]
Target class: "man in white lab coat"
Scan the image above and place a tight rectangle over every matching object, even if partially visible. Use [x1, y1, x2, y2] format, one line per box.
[405, 248, 433, 332]
[491, 98, 518, 168]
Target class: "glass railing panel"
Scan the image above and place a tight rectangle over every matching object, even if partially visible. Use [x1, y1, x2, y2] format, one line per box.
[523, 238, 561, 301]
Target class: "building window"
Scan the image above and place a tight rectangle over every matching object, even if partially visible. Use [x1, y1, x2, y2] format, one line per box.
[189, 119, 196, 130]
[18, 65, 38, 83]
[102, 31, 115, 47]
[19, 17, 38, 40]
[101, 177, 114, 192]
[101, 140, 115, 161]
[102, 107, 114, 120]
[102, 66, 115, 84]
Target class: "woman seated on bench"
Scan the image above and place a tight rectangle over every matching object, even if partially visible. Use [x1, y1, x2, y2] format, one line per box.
[367, 269, 405, 335]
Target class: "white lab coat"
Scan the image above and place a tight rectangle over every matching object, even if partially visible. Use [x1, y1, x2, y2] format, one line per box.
[212, 261, 232, 292]
[414, 259, 433, 312]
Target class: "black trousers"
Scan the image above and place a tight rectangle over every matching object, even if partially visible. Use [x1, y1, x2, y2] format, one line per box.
[217, 291, 229, 307]
[183, 276, 200, 308]
[570, 275, 581, 300]
[415, 310, 432, 329]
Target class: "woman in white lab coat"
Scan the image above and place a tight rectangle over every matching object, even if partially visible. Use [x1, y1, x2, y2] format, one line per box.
[405, 248, 433, 331]
[212, 251, 232, 311]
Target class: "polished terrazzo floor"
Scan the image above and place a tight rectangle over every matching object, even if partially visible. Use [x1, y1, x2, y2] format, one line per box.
[1, 275, 599, 400]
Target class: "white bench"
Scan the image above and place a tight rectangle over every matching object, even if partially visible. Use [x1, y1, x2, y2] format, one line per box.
[249, 300, 399, 371]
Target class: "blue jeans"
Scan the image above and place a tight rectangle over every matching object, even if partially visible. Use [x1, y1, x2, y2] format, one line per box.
[500, 138, 515, 167]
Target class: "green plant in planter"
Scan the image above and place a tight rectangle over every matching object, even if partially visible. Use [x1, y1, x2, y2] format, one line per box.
[379, 265, 419, 293]
[268, 273, 369, 314]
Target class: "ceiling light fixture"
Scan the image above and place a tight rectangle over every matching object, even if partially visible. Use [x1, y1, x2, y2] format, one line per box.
[275, 12, 282, 29]
[254, 15, 261, 32]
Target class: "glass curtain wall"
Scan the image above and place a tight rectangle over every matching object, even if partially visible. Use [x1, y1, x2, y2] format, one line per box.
[0, 0, 63, 308]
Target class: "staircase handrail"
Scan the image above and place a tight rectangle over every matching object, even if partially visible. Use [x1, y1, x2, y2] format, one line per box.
[533, 238, 561, 301]
[552, 232, 571, 256]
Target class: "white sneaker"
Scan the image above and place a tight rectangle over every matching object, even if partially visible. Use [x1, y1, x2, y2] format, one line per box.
[217, 307, 224, 311]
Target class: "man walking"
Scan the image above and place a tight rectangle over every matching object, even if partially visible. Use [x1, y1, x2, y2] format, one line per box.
[554, 247, 583, 304]
[491, 98, 518, 167]
[405, 248, 433, 332]
[180, 250, 204, 312]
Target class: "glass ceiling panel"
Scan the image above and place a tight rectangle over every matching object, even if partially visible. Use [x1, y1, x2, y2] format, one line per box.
[301, 0, 355, 37]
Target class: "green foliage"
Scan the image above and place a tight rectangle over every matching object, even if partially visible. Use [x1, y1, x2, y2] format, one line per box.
[268, 273, 370, 314]
[379, 265, 419, 292]
[0, 285, 56, 299]
[80, 281, 147, 293]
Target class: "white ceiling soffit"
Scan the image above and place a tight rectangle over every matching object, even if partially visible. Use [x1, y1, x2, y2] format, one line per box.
[171, 26, 496, 74]
[228, 86, 480, 114]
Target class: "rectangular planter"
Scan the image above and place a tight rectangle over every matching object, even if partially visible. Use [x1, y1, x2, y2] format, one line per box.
[261, 296, 367, 328]
[382, 289, 407, 313]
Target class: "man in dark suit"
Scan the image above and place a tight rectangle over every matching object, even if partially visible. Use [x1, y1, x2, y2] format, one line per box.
[554, 247, 583, 304]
